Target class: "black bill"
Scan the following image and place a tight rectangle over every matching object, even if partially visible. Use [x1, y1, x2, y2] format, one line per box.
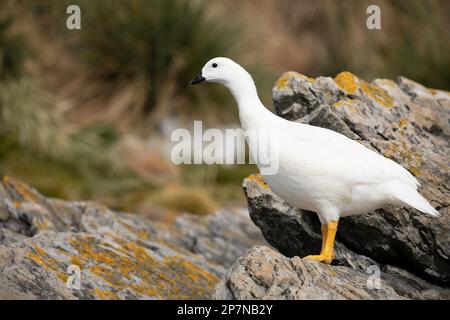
[190, 72, 205, 85]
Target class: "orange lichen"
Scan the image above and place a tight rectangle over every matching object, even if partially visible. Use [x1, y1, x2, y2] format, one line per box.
[382, 141, 422, 177]
[118, 220, 151, 241]
[408, 166, 422, 177]
[275, 71, 314, 90]
[334, 72, 395, 108]
[70, 256, 85, 269]
[328, 269, 337, 277]
[33, 217, 53, 231]
[334, 71, 359, 94]
[360, 81, 395, 108]
[398, 118, 408, 128]
[2, 176, 40, 204]
[69, 234, 218, 299]
[26, 245, 68, 282]
[94, 288, 120, 300]
[248, 174, 269, 189]
[333, 99, 358, 113]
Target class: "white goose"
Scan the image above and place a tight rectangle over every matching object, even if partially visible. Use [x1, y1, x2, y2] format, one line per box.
[190, 57, 439, 264]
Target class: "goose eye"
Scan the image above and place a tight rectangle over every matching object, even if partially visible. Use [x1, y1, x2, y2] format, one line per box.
[212, 63, 218, 68]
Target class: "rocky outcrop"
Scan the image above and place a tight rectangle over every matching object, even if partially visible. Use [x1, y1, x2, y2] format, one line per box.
[166, 208, 266, 268]
[215, 72, 450, 299]
[214, 176, 450, 299]
[0, 177, 263, 299]
[214, 246, 448, 300]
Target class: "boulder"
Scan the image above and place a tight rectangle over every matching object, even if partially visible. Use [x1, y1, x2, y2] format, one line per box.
[222, 71, 450, 299]
[214, 246, 449, 300]
[270, 71, 449, 284]
[0, 177, 263, 299]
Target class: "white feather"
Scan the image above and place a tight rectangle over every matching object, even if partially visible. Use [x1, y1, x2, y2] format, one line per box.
[198, 57, 439, 223]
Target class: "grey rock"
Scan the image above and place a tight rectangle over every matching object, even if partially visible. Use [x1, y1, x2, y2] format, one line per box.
[260, 71, 449, 284]
[165, 208, 266, 268]
[0, 177, 261, 299]
[214, 246, 449, 300]
[217, 72, 450, 300]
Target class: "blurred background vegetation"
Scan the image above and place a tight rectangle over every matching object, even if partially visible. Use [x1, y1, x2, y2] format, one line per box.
[0, 0, 448, 220]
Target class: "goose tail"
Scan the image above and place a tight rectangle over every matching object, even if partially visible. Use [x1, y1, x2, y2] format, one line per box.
[387, 181, 440, 217]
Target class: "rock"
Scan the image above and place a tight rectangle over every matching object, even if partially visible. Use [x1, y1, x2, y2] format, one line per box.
[214, 246, 449, 300]
[0, 177, 262, 299]
[166, 208, 266, 268]
[233, 71, 449, 297]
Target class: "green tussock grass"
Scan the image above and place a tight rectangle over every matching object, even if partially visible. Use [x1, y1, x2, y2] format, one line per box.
[0, 2, 28, 80]
[28, 0, 243, 126]
[0, 78, 153, 208]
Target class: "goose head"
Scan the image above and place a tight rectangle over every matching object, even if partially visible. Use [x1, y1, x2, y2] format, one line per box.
[190, 57, 256, 100]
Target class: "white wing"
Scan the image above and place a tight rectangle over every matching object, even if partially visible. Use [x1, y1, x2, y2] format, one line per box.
[281, 119, 420, 189]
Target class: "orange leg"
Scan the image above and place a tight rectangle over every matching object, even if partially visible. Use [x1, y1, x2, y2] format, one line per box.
[304, 220, 338, 264]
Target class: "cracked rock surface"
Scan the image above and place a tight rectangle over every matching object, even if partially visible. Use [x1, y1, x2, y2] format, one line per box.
[214, 246, 448, 300]
[0, 177, 264, 299]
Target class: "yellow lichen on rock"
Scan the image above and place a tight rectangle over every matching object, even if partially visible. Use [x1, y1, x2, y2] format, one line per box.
[118, 220, 151, 241]
[275, 71, 314, 90]
[408, 166, 422, 177]
[334, 71, 395, 108]
[382, 141, 422, 177]
[94, 288, 120, 300]
[360, 81, 395, 108]
[70, 256, 85, 269]
[67, 233, 218, 299]
[398, 118, 409, 128]
[26, 245, 68, 282]
[248, 174, 270, 190]
[334, 71, 359, 94]
[333, 99, 358, 113]
[25, 232, 219, 299]
[32, 216, 53, 231]
[2, 176, 40, 205]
